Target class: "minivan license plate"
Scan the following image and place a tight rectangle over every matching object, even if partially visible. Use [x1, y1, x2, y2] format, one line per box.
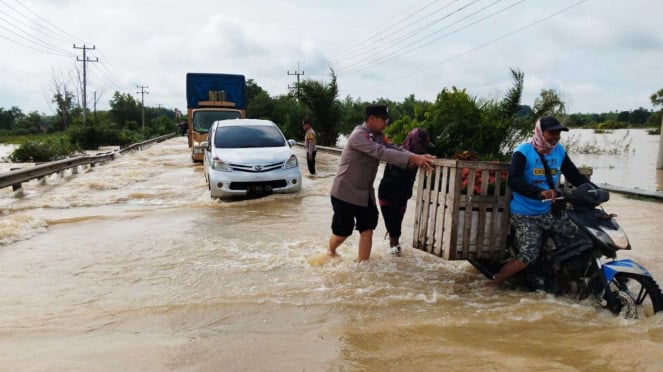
[248, 185, 272, 194]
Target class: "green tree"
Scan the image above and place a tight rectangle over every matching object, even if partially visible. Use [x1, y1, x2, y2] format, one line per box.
[109, 91, 141, 128]
[565, 113, 591, 127]
[14, 111, 43, 134]
[617, 110, 630, 123]
[646, 111, 662, 127]
[52, 90, 76, 130]
[0, 106, 22, 131]
[650, 88, 663, 107]
[246, 79, 274, 119]
[338, 95, 365, 134]
[532, 89, 566, 117]
[628, 107, 651, 125]
[423, 86, 484, 157]
[149, 114, 176, 136]
[298, 70, 341, 146]
[491, 68, 531, 154]
[382, 68, 566, 159]
[499, 68, 525, 118]
[270, 94, 305, 140]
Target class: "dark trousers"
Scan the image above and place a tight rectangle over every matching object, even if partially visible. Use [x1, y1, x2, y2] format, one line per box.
[306, 151, 316, 175]
[379, 200, 407, 239]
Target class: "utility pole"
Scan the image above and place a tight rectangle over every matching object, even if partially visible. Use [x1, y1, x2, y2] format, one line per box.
[136, 84, 149, 130]
[93, 91, 97, 124]
[287, 62, 304, 101]
[657, 114, 663, 169]
[74, 44, 98, 126]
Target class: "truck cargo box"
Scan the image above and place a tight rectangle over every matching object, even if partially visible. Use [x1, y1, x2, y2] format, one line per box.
[186, 73, 247, 109]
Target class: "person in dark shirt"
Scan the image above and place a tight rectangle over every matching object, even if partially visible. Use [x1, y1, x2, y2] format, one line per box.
[487, 116, 593, 287]
[378, 128, 434, 255]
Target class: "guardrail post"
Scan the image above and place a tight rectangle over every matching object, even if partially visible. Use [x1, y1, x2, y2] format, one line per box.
[9, 168, 22, 192]
[72, 166, 79, 175]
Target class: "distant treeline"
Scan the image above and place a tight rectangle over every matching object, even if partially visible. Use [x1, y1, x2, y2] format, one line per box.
[0, 92, 178, 162]
[2, 68, 661, 162]
[557, 108, 661, 129]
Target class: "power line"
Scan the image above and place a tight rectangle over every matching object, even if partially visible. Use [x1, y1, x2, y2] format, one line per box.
[335, 0, 490, 75]
[0, 1, 133, 113]
[355, 0, 589, 96]
[314, 0, 451, 69]
[1, 0, 125, 90]
[322, 0, 478, 72]
[0, 63, 49, 84]
[0, 2, 72, 45]
[339, 0, 525, 76]
[0, 19, 72, 56]
[0, 32, 69, 57]
[95, 50, 128, 86]
[8, 0, 84, 44]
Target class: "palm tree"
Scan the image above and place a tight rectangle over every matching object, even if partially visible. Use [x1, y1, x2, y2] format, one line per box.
[532, 89, 566, 117]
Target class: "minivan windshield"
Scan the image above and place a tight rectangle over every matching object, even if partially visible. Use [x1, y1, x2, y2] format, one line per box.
[192, 111, 241, 133]
[214, 125, 286, 148]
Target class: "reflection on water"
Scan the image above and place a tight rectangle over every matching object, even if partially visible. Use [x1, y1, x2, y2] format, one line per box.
[0, 136, 661, 370]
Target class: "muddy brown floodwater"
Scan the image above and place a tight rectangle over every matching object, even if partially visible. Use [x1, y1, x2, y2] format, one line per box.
[0, 136, 662, 371]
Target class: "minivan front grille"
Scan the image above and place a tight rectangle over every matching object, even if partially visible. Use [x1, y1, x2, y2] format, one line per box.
[230, 161, 283, 173]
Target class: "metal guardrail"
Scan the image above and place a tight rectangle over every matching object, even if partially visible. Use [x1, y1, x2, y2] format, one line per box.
[294, 142, 342, 155]
[599, 183, 663, 200]
[0, 132, 177, 191]
[294, 142, 663, 200]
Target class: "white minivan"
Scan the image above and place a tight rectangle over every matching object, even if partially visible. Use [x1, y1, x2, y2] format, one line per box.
[202, 119, 302, 199]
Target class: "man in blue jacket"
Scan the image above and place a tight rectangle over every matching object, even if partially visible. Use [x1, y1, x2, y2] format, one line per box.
[488, 116, 592, 287]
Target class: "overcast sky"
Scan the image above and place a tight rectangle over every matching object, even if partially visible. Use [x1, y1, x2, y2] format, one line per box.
[1, 0, 662, 116]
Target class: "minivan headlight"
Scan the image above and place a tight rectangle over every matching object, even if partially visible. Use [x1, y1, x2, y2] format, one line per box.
[212, 158, 232, 172]
[283, 154, 298, 169]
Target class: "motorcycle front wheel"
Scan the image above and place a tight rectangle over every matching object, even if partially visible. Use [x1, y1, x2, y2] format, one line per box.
[610, 273, 663, 318]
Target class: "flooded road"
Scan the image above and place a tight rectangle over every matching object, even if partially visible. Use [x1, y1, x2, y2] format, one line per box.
[1, 136, 662, 371]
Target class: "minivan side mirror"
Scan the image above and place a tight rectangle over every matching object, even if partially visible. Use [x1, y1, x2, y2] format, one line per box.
[287, 139, 296, 147]
[200, 141, 209, 150]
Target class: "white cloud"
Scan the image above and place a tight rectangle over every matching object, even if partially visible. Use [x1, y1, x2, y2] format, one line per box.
[1, 0, 662, 115]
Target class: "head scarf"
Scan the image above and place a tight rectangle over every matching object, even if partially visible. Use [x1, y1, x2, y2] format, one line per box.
[401, 128, 433, 155]
[530, 118, 555, 154]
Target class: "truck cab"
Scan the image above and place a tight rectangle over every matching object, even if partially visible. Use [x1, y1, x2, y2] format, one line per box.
[186, 73, 247, 162]
[189, 107, 243, 161]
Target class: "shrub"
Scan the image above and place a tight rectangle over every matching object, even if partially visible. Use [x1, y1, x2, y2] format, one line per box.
[66, 124, 140, 149]
[9, 136, 81, 162]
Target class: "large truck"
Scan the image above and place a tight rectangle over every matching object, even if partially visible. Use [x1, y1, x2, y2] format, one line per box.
[186, 73, 247, 162]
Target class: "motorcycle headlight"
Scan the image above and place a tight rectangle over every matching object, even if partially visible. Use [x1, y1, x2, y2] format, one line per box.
[603, 227, 629, 250]
[212, 158, 232, 172]
[586, 226, 630, 250]
[283, 154, 298, 169]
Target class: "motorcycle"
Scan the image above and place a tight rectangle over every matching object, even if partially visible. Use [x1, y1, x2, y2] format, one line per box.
[470, 183, 663, 318]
